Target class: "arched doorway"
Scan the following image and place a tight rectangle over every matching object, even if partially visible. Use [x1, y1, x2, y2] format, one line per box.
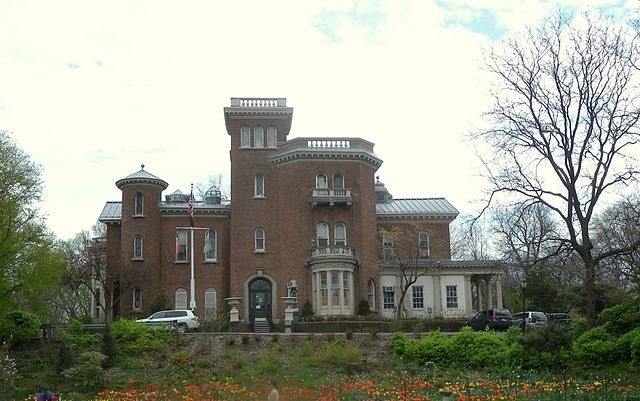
[249, 278, 272, 323]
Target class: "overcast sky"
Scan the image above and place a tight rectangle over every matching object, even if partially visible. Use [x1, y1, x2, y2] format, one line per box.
[1, 0, 636, 240]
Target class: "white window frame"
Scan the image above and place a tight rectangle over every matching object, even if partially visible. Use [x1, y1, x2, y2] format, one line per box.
[175, 288, 188, 310]
[266, 126, 277, 148]
[176, 230, 188, 261]
[255, 227, 266, 252]
[317, 222, 329, 247]
[134, 192, 144, 216]
[240, 126, 250, 148]
[204, 229, 217, 261]
[204, 288, 217, 319]
[254, 174, 265, 197]
[253, 126, 264, 148]
[316, 173, 328, 189]
[446, 285, 458, 308]
[383, 287, 395, 310]
[133, 235, 143, 259]
[334, 222, 346, 246]
[412, 285, 424, 309]
[367, 279, 376, 311]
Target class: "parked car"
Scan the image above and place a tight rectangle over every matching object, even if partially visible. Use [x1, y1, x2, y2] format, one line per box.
[511, 311, 548, 329]
[136, 309, 200, 331]
[469, 308, 513, 331]
[546, 312, 572, 326]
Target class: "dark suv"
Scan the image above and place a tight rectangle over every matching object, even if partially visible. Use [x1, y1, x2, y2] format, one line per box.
[547, 313, 572, 326]
[469, 308, 513, 331]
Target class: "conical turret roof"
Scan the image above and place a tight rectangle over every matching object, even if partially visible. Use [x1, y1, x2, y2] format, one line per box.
[115, 164, 169, 190]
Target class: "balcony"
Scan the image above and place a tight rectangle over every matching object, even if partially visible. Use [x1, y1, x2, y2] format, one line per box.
[308, 246, 357, 265]
[311, 188, 352, 208]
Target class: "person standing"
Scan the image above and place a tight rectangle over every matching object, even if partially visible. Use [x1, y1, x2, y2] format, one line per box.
[267, 379, 280, 401]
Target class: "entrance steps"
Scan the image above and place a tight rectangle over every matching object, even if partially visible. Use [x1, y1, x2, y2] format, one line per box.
[253, 318, 270, 333]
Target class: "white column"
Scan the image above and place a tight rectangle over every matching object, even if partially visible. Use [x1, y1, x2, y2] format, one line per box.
[486, 277, 493, 308]
[496, 274, 503, 309]
[464, 274, 473, 317]
[433, 273, 442, 317]
[477, 279, 483, 311]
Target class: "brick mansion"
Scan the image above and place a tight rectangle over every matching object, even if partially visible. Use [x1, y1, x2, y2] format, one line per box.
[98, 97, 504, 326]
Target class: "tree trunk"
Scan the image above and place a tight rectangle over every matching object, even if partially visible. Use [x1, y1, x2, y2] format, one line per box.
[584, 258, 597, 329]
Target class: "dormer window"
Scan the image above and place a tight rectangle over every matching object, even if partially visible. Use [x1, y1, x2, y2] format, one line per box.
[134, 192, 144, 216]
[241, 126, 250, 148]
[254, 126, 264, 148]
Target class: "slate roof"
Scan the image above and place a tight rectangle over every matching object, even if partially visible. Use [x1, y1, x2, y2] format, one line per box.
[99, 202, 122, 222]
[115, 166, 168, 190]
[376, 198, 459, 217]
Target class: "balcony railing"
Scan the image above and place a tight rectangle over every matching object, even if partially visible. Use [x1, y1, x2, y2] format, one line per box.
[230, 97, 286, 107]
[311, 188, 352, 207]
[310, 246, 355, 258]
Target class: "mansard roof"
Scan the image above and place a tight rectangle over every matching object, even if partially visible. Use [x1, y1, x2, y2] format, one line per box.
[376, 198, 459, 221]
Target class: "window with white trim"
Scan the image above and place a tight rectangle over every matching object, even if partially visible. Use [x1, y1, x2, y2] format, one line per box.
[175, 230, 187, 261]
[334, 222, 346, 246]
[204, 288, 217, 319]
[316, 173, 327, 188]
[133, 235, 143, 259]
[317, 222, 329, 247]
[254, 174, 265, 197]
[255, 228, 265, 251]
[267, 126, 277, 148]
[204, 229, 217, 261]
[446, 285, 458, 308]
[367, 279, 376, 310]
[134, 192, 144, 216]
[133, 287, 142, 311]
[320, 271, 328, 306]
[240, 126, 250, 148]
[383, 286, 395, 310]
[412, 286, 424, 309]
[175, 288, 188, 310]
[342, 271, 350, 306]
[253, 126, 264, 148]
[383, 235, 394, 260]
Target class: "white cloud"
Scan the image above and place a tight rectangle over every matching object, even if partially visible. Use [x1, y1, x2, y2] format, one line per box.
[0, 0, 635, 239]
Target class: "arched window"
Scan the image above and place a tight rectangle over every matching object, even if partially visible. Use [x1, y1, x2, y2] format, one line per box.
[133, 287, 142, 311]
[253, 126, 264, 148]
[317, 222, 329, 247]
[255, 228, 265, 251]
[175, 230, 188, 261]
[134, 192, 144, 216]
[204, 288, 217, 319]
[175, 288, 188, 309]
[333, 173, 344, 189]
[334, 222, 346, 246]
[419, 232, 430, 259]
[254, 174, 265, 197]
[240, 126, 250, 148]
[316, 173, 327, 189]
[133, 235, 143, 259]
[204, 229, 217, 261]
[367, 279, 376, 311]
[267, 126, 277, 148]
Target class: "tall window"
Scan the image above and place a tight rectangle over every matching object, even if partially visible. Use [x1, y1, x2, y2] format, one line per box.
[383, 287, 395, 310]
[333, 173, 344, 189]
[94, 288, 101, 319]
[240, 126, 250, 148]
[254, 174, 265, 197]
[133, 287, 142, 311]
[446, 285, 458, 308]
[134, 192, 144, 215]
[334, 222, 346, 246]
[175, 230, 187, 261]
[331, 271, 339, 305]
[133, 235, 143, 259]
[267, 126, 277, 148]
[367, 279, 376, 311]
[175, 288, 188, 310]
[255, 228, 265, 251]
[343, 271, 350, 306]
[383, 235, 394, 260]
[419, 232, 430, 259]
[253, 126, 264, 148]
[204, 229, 217, 261]
[412, 286, 424, 309]
[317, 222, 329, 246]
[316, 173, 327, 188]
[204, 288, 217, 319]
[320, 271, 328, 306]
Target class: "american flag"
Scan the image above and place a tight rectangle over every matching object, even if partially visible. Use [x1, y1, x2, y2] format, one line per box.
[188, 186, 194, 227]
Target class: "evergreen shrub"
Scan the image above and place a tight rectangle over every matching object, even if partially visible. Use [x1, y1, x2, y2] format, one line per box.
[573, 326, 620, 368]
[0, 310, 41, 348]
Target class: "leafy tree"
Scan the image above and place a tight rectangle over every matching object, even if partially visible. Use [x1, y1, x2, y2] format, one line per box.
[0, 130, 65, 317]
[474, 13, 640, 328]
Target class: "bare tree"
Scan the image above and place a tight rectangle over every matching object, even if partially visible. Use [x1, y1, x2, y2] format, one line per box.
[450, 214, 494, 260]
[379, 225, 432, 320]
[474, 12, 640, 328]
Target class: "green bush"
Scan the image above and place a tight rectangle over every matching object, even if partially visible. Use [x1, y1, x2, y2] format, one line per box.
[516, 323, 573, 370]
[616, 328, 640, 362]
[357, 299, 370, 316]
[62, 351, 107, 392]
[301, 301, 314, 320]
[111, 319, 169, 355]
[602, 301, 640, 337]
[306, 339, 362, 372]
[449, 329, 509, 369]
[61, 320, 100, 351]
[0, 310, 41, 348]
[256, 346, 280, 374]
[573, 326, 620, 368]
[404, 331, 448, 366]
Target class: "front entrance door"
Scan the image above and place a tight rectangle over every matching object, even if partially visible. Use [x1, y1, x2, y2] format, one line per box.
[249, 278, 272, 322]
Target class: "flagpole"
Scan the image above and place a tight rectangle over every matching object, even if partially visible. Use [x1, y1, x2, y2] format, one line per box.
[190, 227, 196, 310]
